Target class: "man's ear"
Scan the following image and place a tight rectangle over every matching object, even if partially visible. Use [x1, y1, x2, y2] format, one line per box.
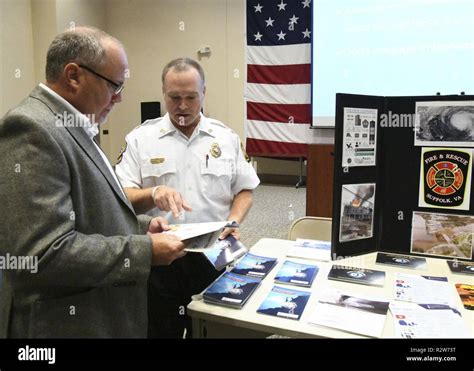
[63, 63, 81, 90]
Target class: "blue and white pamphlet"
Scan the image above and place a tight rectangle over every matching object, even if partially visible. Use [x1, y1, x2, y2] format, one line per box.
[203, 272, 261, 308]
[231, 252, 278, 278]
[257, 285, 311, 320]
[203, 235, 247, 271]
[274, 260, 319, 287]
[287, 239, 331, 261]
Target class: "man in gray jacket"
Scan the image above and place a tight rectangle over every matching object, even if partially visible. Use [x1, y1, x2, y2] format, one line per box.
[0, 26, 185, 338]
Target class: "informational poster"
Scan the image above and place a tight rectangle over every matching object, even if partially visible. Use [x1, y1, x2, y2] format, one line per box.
[342, 107, 378, 167]
[414, 101, 474, 147]
[411, 211, 474, 260]
[418, 147, 472, 210]
[339, 183, 375, 242]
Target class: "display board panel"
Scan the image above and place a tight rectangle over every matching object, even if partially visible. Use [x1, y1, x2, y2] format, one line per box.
[331, 93, 474, 262]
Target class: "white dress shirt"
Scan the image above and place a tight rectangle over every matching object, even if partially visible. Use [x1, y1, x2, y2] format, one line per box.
[39, 83, 125, 198]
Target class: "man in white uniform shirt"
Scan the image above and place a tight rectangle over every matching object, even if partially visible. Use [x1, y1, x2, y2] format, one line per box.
[116, 58, 260, 338]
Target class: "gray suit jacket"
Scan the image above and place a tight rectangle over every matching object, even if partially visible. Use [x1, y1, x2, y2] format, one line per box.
[0, 86, 153, 338]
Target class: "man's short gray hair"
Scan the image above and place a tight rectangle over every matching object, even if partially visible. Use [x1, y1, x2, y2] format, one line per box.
[161, 57, 206, 90]
[45, 26, 121, 82]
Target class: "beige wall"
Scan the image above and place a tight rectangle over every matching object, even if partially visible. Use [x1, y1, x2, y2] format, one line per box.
[0, 0, 304, 176]
[103, 0, 246, 163]
[0, 0, 106, 114]
[55, 0, 106, 32]
[31, 0, 57, 86]
[0, 0, 36, 115]
[31, 0, 106, 86]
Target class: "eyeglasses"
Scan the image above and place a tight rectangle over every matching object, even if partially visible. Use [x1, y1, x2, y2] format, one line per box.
[78, 64, 125, 95]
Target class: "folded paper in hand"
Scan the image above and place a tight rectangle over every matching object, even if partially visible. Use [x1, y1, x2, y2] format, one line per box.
[164, 221, 239, 252]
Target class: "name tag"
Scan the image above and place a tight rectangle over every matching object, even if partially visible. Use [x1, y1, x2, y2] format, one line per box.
[150, 157, 165, 164]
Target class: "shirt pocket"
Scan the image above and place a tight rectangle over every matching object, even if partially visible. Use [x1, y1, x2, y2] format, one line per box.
[200, 158, 232, 202]
[140, 158, 178, 188]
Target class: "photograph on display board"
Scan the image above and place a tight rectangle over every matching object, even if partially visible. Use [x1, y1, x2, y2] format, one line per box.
[414, 101, 474, 147]
[418, 147, 472, 211]
[339, 183, 375, 242]
[342, 107, 378, 167]
[410, 211, 473, 260]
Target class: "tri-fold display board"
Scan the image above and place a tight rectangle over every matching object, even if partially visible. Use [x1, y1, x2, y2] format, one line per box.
[331, 93, 474, 262]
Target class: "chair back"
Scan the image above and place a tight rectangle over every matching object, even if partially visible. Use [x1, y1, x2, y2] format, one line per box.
[287, 216, 332, 241]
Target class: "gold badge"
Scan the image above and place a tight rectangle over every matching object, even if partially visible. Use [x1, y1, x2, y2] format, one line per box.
[210, 142, 221, 158]
[240, 141, 250, 163]
[160, 128, 167, 134]
[150, 157, 165, 164]
[116, 143, 127, 165]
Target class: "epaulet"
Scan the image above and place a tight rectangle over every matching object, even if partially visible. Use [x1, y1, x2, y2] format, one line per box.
[129, 117, 163, 133]
[129, 123, 142, 132]
[208, 119, 227, 129]
[141, 116, 164, 126]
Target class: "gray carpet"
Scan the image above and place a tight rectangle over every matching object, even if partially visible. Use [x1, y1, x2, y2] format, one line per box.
[239, 184, 306, 248]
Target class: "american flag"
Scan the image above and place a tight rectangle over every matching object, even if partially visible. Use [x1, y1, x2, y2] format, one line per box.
[245, 0, 312, 157]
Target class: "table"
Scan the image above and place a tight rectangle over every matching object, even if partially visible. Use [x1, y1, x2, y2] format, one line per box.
[188, 238, 474, 338]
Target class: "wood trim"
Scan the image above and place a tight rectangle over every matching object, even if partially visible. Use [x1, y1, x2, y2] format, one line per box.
[306, 144, 334, 218]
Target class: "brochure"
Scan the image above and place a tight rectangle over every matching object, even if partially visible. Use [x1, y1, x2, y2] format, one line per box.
[455, 283, 474, 310]
[203, 235, 247, 271]
[394, 273, 454, 305]
[230, 252, 277, 278]
[376, 252, 427, 270]
[257, 285, 311, 320]
[390, 301, 471, 338]
[327, 266, 385, 287]
[286, 239, 331, 261]
[202, 272, 261, 309]
[447, 260, 474, 275]
[308, 289, 390, 338]
[163, 221, 239, 252]
[274, 260, 319, 287]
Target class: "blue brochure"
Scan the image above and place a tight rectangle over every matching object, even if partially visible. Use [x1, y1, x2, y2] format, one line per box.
[274, 260, 319, 287]
[231, 252, 278, 278]
[203, 272, 261, 308]
[203, 235, 247, 271]
[257, 285, 311, 320]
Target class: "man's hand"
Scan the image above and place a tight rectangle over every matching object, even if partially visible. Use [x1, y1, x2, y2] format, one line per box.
[219, 227, 240, 240]
[148, 216, 171, 234]
[148, 233, 186, 265]
[152, 185, 192, 219]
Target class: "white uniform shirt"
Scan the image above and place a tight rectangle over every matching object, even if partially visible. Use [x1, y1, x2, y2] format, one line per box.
[116, 113, 260, 224]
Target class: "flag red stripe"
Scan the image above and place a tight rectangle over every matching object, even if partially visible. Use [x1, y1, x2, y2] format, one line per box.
[246, 138, 307, 158]
[247, 64, 311, 84]
[247, 102, 311, 124]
